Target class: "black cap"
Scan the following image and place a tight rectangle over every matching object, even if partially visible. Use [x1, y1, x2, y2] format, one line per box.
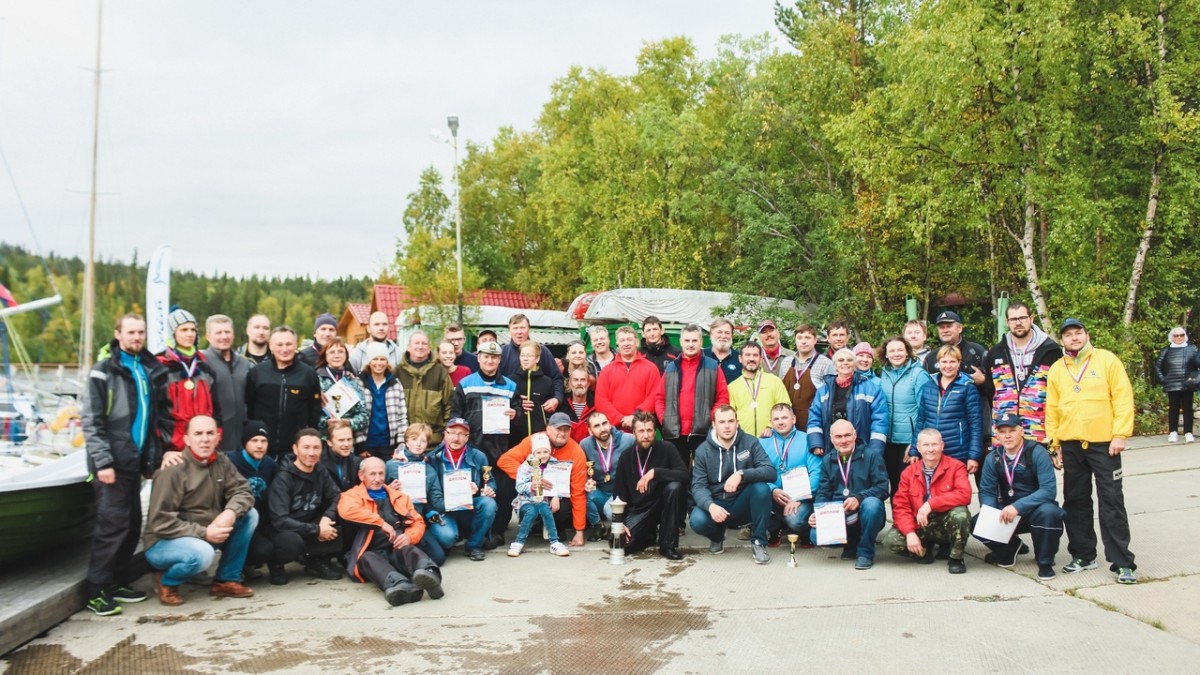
[994, 412, 1021, 429]
[934, 310, 963, 325]
[1059, 318, 1086, 334]
[242, 419, 269, 445]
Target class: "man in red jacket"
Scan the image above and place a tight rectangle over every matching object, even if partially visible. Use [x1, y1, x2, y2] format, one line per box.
[595, 326, 661, 431]
[882, 428, 973, 573]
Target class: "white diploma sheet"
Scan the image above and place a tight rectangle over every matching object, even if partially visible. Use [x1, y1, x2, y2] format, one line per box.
[814, 501, 848, 546]
[443, 469, 474, 511]
[972, 504, 1020, 542]
[781, 467, 812, 501]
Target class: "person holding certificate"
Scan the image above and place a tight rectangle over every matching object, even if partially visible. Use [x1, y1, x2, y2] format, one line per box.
[973, 412, 1064, 580]
[434, 418, 497, 561]
[690, 405, 778, 565]
[316, 338, 369, 445]
[498, 413, 592, 547]
[385, 423, 450, 565]
[807, 419, 889, 570]
[882, 429, 973, 574]
[759, 403, 821, 546]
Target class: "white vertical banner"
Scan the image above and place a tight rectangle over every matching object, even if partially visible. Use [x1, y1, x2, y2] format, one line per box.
[146, 244, 172, 355]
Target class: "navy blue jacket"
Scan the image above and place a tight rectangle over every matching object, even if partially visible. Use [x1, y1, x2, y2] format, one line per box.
[806, 372, 890, 456]
[978, 439, 1058, 514]
[813, 446, 889, 505]
[915, 372, 983, 462]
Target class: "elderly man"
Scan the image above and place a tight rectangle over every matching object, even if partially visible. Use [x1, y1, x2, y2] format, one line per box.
[238, 313, 272, 365]
[396, 330, 453, 444]
[613, 412, 688, 560]
[690, 405, 777, 564]
[595, 326, 661, 431]
[1046, 318, 1137, 584]
[728, 342, 791, 438]
[499, 413, 592, 547]
[703, 317, 742, 384]
[298, 313, 338, 366]
[883, 429, 973, 574]
[265, 429, 342, 585]
[974, 412, 1065, 580]
[144, 415, 257, 606]
[808, 419, 889, 570]
[580, 411, 634, 538]
[203, 314, 252, 453]
[654, 323, 729, 472]
[349, 311, 402, 372]
[339, 457, 444, 606]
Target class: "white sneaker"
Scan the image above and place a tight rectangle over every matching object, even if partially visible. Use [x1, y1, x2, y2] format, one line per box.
[1187, 433, 1196, 443]
[507, 542, 524, 557]
[550, 541, 570, 557]
[1168, 432, 1179, 443]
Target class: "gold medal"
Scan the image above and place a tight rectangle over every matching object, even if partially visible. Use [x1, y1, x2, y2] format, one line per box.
[184, 380, 195, 391]
[604, 474, 611, 483]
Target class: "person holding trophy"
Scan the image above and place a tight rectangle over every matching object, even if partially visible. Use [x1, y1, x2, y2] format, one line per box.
[507, 433, 572, 557]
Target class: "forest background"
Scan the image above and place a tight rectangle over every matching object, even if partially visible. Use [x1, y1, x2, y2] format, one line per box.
[2, 1, 1198, 433]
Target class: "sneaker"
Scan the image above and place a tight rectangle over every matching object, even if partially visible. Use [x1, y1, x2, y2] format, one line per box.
[736, 526, 751, 541]
[1037, 565, 1057, 580]
[708, 539, 725, 555]
[465, 549, 485, 562]
[1168, 431, 1179, 443]
[507, 542, 524, 557]
[550, 541, 571, 557]
[412, 569, 444, 600]
[1187, 433, 1196, 443]
[948, 558, 967, 574]
[111, 585, 148, 604]
[1062, 558, 1098, 574]
[985, 549, 1019, 569]
[854, 556, 874, 570]
[751, 542, 771, 565]
[268, 564, 289, 586]
[86, 591, 122, 616]
[1116, 567, 1138, 585]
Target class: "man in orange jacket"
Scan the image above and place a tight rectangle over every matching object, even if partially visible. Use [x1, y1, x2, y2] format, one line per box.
[338, 457, 444, 606]
[498, 414, 591, 547]
[882, 428, 973, 574]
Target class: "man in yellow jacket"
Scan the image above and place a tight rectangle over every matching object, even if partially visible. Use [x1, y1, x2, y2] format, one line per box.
[728, 342, 792, 438]
[1045, 318, 1137, 584]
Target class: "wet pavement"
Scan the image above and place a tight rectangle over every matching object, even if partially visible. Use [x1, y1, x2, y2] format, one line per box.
[3, 434, 1199, 674]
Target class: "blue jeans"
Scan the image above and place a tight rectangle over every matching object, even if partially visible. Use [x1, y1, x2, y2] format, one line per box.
[146, 509, 258, 586]
[515, 501, 560, 544]
[771, 499, 814, 534]
[807, 496, 886, 560]
[690, 482, 773, 544]
[585, 490, 612, 524]
[442, 495, 497, 552]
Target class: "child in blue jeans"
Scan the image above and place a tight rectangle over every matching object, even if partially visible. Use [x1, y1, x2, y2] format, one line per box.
[508, 433, 570, 557]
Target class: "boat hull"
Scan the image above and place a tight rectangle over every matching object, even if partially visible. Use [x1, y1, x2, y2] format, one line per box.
[0, 481, 95, 566]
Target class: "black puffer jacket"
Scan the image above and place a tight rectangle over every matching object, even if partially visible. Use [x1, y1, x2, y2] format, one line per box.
[1156, 344, 1200, 392]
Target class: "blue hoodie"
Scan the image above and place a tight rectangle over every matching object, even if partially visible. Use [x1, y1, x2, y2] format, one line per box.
[759, 428, 821, 500]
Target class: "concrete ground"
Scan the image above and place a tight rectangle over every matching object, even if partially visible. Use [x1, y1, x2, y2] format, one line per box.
[2, 434, 1199, 674]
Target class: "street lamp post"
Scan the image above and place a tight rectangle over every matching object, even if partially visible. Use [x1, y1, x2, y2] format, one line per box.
[447, 115, 464, 328]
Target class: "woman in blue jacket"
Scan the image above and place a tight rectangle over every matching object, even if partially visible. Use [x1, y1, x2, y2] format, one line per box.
[915, 345, 982, 473]
[878, 336, 926, 500]
[806, 349, 890, 457]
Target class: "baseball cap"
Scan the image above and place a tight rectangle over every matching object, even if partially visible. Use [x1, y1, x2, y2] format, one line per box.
[446, 417, 471, 431]
[934, 310, 963, 325]
[548, 412, 572, 428]
[994, 412, 1021, 429]
[1059, 318, 1086, 334]
[757, 320, 777, 332]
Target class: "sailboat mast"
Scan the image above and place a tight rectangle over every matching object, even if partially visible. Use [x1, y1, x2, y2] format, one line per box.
[81, 0, 103, 374]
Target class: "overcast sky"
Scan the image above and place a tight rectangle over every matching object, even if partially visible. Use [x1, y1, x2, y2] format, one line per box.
[0, 1, 781, 282]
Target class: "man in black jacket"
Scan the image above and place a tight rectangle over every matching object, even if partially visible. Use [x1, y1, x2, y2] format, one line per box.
[266, 429, 342, 585]
[82, 313, 171, 616]
[639, 315, 681, 374]
[245, 326, 321, 459]
[689, 405, 777, 565]
[612, 412, 688, 560]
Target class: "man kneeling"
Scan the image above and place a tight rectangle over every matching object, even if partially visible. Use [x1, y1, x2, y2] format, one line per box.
[145, 415, 257, 605]
[338, 457, 444, 606]
[883, 428, 973, 574]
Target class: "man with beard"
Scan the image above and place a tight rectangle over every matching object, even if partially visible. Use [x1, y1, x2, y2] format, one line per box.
[639, 316, 681, 374]
[779, 324, 834, 431]
[265, 429, 342, 584]
[757, 321, 795, 378]
[613, 412, 688, 560]
[580, 411, 634, 539]
[728, 342, 791, 438]
[238, 313, 272, 365]
[244, 326, 322, 459]
[984, 302, 1062, 443]
[349, 311, 402, 372]
[690, 405, 777, 565]
[703, 317, 742, 384]
[561, 367, 596, 442]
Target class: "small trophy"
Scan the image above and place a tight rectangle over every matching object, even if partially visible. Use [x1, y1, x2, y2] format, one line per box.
[586, 461, 595, 492]
[331, 393, 343, 415]
[528, 455, 543, 503]
[787, 534, 800, 568]
[481, 465, 492, 486]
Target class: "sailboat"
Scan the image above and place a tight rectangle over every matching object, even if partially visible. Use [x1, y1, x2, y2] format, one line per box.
[0, 2, 108, 566]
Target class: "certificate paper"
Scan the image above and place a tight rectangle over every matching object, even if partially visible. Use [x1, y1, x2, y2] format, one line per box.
[398, 463, 427, 503]
[972, 504, 1020, 542]
[443, 469, 474, 511]
[781, 467, 812, 501]
[814, 501, 848, 546]
[323, 379, 361, 419]
[482, 396, 510, 435]
[542, 461, 573, 498]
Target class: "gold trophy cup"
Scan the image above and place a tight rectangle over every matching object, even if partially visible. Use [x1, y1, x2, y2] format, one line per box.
[787, 533, 800, 567]
[528, 455, 543, 503]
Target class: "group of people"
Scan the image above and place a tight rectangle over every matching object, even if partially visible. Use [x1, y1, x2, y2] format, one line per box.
[80, 302, 1146, 617]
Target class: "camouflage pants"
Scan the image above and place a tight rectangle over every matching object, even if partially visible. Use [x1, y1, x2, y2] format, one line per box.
[883, 506, 972, 560]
